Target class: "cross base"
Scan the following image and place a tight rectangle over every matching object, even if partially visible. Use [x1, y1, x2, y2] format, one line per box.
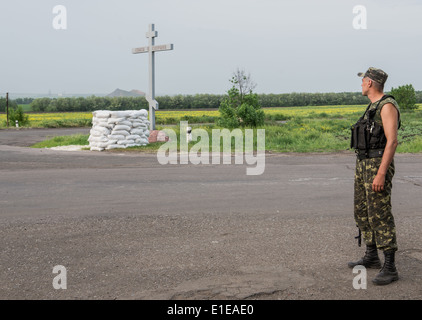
[148, 130, 170, 143]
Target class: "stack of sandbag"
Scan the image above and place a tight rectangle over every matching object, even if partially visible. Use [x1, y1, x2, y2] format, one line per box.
[89, 110, 150, 151]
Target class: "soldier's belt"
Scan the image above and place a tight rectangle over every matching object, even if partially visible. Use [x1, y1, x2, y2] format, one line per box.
[356, 149, 384, 160]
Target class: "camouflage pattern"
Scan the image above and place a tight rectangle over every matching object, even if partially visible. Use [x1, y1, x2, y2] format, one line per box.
[358, 67, 389, 85]
[363, 97, 401, 127]
[354, 157, 398, 251]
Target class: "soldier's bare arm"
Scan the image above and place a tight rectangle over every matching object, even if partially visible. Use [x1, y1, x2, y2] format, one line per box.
[372, 103, 399, 192]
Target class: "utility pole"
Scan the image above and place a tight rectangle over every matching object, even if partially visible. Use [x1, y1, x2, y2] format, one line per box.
[6, 92, 9, 128]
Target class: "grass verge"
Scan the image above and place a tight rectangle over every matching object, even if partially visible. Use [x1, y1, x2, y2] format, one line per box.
[26, 105, 422, 153]
[31, 134, 90, 148]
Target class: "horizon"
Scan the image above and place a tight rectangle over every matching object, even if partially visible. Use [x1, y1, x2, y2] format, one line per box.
[2, 88, 422, 100]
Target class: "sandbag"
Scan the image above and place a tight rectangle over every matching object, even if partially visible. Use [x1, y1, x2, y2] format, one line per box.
[114, 125, 131, 131]
[111, 130, 130, 136]
[89, 110, 150, 151]
[93, 111, 111, 118]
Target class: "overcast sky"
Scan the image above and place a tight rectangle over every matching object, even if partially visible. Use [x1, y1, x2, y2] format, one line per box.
[1, 0, 421, 96]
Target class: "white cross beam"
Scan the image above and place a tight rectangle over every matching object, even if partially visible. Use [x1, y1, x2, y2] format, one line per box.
[132, 24, 174, 131]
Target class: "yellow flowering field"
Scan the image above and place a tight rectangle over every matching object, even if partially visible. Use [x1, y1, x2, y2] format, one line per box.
[155, 109, 219, 122]
[1, 105, 420, 128]
[0, 105, 365, 128]
[29, 112, 93, 124]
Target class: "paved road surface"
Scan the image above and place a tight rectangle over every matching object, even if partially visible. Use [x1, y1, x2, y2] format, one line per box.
[0, 128, 421, 300]
[0, 127, 90, 147]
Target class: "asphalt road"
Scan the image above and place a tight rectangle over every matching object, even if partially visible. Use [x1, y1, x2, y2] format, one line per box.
[0, 128, 421, 300]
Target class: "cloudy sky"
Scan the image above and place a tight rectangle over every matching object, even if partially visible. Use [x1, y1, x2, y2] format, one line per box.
[1, 0, 421, 96]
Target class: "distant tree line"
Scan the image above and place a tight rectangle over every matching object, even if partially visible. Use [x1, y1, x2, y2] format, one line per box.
[29, 95, 226, 112]
[1, 91, 422, 113]
[14, 97, 35, 105]
[0, 97, 18, 112]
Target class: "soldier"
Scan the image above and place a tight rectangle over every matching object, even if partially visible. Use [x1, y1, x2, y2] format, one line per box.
[348, 67, 401, 285]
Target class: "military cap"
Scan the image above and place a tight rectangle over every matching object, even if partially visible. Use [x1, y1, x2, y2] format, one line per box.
[358, 67, 388, 85]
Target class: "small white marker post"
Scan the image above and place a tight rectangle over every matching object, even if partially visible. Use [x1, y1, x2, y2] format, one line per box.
[132, 24, 174, 131]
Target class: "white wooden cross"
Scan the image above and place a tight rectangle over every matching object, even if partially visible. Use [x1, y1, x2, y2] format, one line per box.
[132, 24, 174, 131]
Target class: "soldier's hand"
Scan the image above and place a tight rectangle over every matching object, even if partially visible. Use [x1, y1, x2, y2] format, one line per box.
[372, 173, 386, 192]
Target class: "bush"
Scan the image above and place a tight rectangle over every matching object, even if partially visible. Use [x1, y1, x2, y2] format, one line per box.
[390, 84, 417, 111]
[218, 74, 265, 128]
[7, 106, 30, 126]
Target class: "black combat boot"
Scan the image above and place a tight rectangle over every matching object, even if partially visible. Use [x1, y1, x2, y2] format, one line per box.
[348, 244, 382, 269]
[372, 250, 399, 285]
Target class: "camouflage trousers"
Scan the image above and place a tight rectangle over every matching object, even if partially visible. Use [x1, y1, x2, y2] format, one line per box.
[354, 157, 398, 252]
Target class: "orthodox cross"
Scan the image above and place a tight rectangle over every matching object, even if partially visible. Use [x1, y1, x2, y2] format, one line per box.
[132, 24, 173, 130]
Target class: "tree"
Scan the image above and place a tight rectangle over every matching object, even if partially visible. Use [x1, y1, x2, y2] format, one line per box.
[390, 84, 417, 111]
[218, 69, 264, 128]
[232, 68, 257, 101]
[8, 105, 30, 126]
[0, 97, 18, 113]
[30, 98, 51, 112]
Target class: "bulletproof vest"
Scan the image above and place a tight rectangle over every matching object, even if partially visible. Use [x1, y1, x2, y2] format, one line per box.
[350, 95, 400, 154]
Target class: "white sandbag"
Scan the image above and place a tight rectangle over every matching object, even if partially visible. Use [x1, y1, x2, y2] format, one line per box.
[111, 130, 130, 136]
[130, 128, 145, 135]
[107, 117, 126, 124]
[90, 142, 110, 149]
[92, 118, 108, 124]
[114, 125, 131, 131]
[94, 139, 118, 148]
[91, 127, 110, 135]
[93, 111, 111, 118]
[108, 134, 126, 140]
[114, 120, 132, 126]
[132, 122, 147, 128]
[139, 109, 148, 117]
[117, 139, 135, 145]
[93, 121, 113, 129]
[88, 136, 109, 142]
[89, 129, 103, 137]
[135, 138, 149, 145]
[90, 109, 150, 151]
[129, 110, 145, 118]
[126, 135, 141, 140]
[105, 139, 118, 146]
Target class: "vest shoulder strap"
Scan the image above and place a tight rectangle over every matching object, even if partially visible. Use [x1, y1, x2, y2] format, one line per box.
[367, 95, 395, 120]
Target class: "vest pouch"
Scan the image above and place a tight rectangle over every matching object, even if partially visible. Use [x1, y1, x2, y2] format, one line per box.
[358, 120, 369, 150]
[369, 121, 387, 149]
[351, 120, 369, 150]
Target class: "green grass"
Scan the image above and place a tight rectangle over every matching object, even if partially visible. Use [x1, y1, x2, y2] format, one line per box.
[28, 106, 422, 153]
[31, 134, 89, 148]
